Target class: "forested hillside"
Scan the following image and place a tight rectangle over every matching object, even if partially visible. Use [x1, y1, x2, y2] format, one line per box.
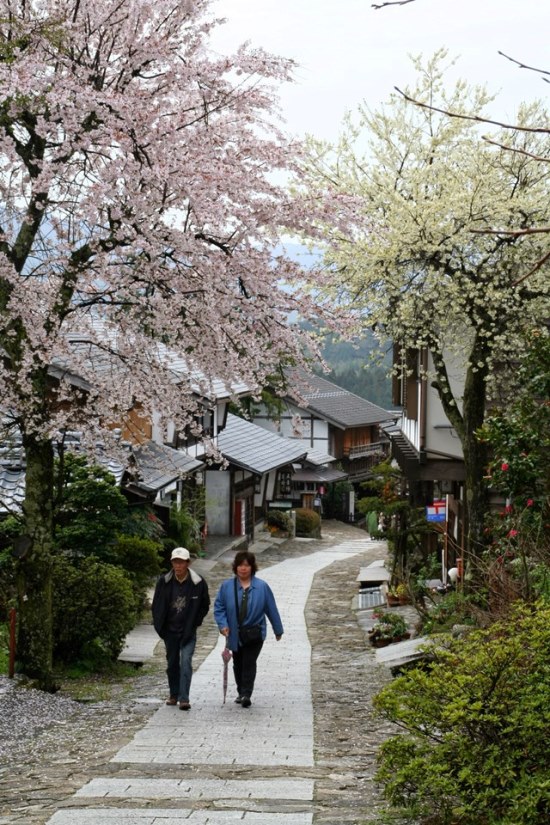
[316, 331, 393, 409]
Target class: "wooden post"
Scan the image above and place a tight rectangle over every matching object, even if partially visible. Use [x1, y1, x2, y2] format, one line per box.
[8, 607, 16, 678]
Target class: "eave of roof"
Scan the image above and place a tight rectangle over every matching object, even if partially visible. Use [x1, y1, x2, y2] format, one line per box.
[292, 466, 349, 484]
[218, 414, 308, 475]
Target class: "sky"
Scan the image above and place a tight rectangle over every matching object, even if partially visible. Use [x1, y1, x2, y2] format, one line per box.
[210, 0, 550, 143]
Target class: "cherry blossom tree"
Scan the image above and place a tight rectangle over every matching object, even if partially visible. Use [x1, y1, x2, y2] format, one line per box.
[0, 0, 327, 689]
[299, 52, 550, 566]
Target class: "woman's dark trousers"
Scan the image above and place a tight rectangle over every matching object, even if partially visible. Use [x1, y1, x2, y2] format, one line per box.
[233, 639, 264, 698]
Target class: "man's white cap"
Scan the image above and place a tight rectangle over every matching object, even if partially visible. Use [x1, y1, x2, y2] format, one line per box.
[171, 547, 191, 561]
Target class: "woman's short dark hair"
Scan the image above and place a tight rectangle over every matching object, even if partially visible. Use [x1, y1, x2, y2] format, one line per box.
[232, 550, 258, 575]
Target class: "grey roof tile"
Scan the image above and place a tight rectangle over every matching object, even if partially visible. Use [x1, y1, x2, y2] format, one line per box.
[130, 441, 202, 492]
[291, 371, 395, 429]
[0, 467, 25, 513]
[218, 414, 308, 474]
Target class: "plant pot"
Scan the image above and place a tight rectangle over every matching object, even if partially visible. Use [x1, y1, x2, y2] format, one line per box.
[387, 594, 400, 607]
[399, 596, 411, 605]
[371, 637, 392, 648]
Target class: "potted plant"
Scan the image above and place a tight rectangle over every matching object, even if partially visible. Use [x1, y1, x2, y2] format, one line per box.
[368, 610, 410, 648]
[396, 582, 411, 605]
[386, 585, 401, 607]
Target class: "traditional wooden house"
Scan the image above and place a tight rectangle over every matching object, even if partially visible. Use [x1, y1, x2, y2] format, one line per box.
[210, 413, 308, 539]
[251, 371, 396, 516]
[385, 347, 467, 575]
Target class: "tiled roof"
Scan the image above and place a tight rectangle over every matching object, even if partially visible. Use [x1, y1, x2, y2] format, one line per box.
[292, 466, 348, 484]
[291, 371, 396, 429]
[218, 414, 308, 475]
[0, 467, 25, 513]
[303, 447, 337, 466]
[58, 326, 251, 402]
[130, 441, 202, 492]
[0, 431, 200, 510]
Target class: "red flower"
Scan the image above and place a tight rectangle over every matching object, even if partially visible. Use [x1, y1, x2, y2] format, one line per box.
[507, 529, 518, 538]
[501, 462, 509, 471]
[526, 499, 534, 507]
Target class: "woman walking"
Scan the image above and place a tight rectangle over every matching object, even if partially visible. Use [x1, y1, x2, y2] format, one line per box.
[214, 549, 283, 707]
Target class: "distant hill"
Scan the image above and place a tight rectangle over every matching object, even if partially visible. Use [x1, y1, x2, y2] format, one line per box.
[300, 323, 393, 409]
[278, 243, 393, 408]
[317, 333, 392, 409]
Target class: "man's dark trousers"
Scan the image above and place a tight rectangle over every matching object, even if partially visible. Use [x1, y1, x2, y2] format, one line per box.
[164, 631, 196, 702]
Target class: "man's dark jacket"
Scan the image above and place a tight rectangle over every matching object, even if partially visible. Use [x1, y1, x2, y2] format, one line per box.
[152, 568, 210, 642]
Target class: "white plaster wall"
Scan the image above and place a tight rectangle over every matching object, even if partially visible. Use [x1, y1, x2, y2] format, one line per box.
[204, 470, 231, 535]
[425, 352, 464, 460]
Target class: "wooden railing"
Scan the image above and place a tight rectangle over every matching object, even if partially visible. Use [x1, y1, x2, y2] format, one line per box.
[346, 441, 388, 460]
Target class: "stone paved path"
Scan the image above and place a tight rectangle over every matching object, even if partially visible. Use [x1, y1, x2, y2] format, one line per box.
[1, 522, 403, 825]
[45, 537, 380, 825]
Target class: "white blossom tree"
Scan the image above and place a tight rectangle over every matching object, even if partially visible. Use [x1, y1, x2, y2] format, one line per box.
[299, 52, 550, 565]
[0, 0, 329, 689]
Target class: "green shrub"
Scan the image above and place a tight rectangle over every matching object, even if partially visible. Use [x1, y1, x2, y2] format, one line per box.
[0, 547, 16, 621]
[110, 535, 162, 608]
[0, 622, 8, 673]
[374, 601, 550, 825]
[266, 510, 292, 532]
[52, 555, 138, 666]
[420, 591, 478, 634]
[294, 508, 321, 537]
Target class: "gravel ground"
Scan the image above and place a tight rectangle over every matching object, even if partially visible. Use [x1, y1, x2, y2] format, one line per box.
[0, 677, 95, 763]
[0, 522, 408, 824]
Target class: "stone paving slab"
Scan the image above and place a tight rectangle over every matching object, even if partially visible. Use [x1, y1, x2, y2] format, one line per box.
[118, 624, 159, 664]
[48, 811, 313, 824]
[76, 777, 314, 799]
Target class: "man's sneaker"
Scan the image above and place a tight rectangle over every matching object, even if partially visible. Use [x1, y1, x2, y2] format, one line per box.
[179, 701, 191, 710]
[234, 696, 243, 704]
[241, 697, 251, 708]
[165, 697, 177, 706]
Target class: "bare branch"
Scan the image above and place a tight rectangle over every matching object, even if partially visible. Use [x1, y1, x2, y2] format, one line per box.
[483, 138, 550, 162]
[470, 227, 550, 237]
[498, 51, 550, 82]
[372, 0, 416, 8]
[513, 248, 550, 286]
[395, 87, 550, 135]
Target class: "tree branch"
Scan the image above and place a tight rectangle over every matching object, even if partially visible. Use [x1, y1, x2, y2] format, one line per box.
[498, 51, 550, 81]
[372, 0, 416, 8]
[395, 87, 550, 135]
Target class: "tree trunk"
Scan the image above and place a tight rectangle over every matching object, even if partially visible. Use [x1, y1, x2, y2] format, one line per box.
[432, 341, 490, 569]
[461, 359, 490, 568]
[16, 433, 56, 691]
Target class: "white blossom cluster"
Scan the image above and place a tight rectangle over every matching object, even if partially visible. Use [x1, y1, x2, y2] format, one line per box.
[300, 51, 550, 434]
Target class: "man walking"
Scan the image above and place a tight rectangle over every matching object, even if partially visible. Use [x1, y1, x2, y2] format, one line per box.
[152, 547, 210, 710]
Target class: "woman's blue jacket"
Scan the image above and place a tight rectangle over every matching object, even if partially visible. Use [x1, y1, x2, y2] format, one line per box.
[213, 575, 284, 652]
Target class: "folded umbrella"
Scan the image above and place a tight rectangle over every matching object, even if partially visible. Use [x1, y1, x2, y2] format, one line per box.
[221, 638, 232, 704]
